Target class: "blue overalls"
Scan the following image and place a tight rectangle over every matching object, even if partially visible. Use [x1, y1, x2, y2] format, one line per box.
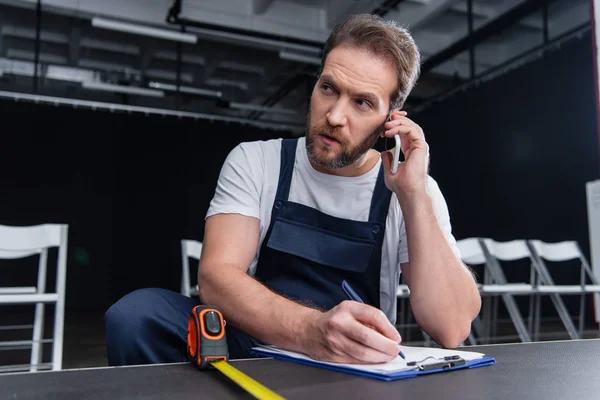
[254, 138, 392, 310]
[104, 138, 392, 365]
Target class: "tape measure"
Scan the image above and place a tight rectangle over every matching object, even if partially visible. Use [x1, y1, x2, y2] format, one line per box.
[187, 305, 285, 400]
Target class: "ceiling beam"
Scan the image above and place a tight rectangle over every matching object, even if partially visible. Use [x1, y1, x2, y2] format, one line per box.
[252, 0, 274, 15]
[372, 0, 408, 18]
[1, 25, 69, 44]
[386, 0, 458, 30]
[421, 0, 554, 75]
[450, 2, 544, 31]
[80, 37, 140, 56]
[327, 0, 387, 28]
[248, 71, 309, 119]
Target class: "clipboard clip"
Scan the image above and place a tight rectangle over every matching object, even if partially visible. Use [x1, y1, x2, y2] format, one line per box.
[407, 355, 466, 371]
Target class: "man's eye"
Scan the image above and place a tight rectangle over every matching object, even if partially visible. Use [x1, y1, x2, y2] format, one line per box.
[321, 84, 334, 93]
[356, 99, 372, 109]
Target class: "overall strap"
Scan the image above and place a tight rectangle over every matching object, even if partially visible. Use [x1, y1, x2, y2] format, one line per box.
[275, 139, 298, 201]
[368, 163, 393, 224]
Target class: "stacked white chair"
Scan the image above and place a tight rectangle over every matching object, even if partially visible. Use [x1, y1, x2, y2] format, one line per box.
[528, 240, 600, 339]
[478, 239, 538, 343]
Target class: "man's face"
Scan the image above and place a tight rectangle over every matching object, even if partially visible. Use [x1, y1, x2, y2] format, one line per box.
[306, 45, 397, 169]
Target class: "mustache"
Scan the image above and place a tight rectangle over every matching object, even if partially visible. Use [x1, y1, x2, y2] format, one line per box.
[314, 125, 344, 143]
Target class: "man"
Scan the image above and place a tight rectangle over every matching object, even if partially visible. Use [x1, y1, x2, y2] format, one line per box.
[105, 14, 481, 366]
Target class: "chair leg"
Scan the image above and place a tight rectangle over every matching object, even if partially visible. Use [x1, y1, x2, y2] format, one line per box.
[471, 315, 485, 339]
[579, 265, 586, 337]
[406, 304, 412, 343]
[32, 248, 49, 372]
[548, 293, 580, 340]
[534, 294, 541, 341]
[501, 293, 531, 342]
[30, 302, 45, 372]
[528, 294, 534, 335]
[482, 270, 492, 344]
[579, 293, 586, 337]
[400, 297, 407, 339]
[468, 332, 478, 345]
[491, 296, 499, 342]
[423, 331, 432, 347]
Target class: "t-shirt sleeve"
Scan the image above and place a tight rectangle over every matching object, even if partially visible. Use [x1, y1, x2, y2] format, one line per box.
[397, 176, 461, 264]
[206, 143, 263, 220]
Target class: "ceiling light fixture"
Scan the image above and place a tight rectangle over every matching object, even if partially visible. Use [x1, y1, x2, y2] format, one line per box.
[279, 50, 321, 65]
[82, 81, 165, 97]
[91, 17, 197, 44]
[148, 81, 222, 97]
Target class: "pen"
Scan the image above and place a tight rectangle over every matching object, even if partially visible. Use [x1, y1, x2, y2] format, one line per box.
[341, 280, 406, 360]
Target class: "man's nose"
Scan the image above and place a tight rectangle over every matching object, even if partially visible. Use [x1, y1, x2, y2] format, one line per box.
[326, 100, 348, 127]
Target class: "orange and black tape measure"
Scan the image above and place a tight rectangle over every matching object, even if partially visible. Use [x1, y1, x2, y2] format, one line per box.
[187, 305, 229, 369]
[187, 305, 285, 399]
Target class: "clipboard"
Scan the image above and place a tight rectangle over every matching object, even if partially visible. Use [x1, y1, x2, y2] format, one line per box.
[251, 346, 496, 382]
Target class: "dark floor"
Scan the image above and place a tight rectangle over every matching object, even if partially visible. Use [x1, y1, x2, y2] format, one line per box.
[1, 306, 599, 372]
[62, 311, 108, 369]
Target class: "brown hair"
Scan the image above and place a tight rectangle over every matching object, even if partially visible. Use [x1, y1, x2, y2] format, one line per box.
[320, 14, 421, 111]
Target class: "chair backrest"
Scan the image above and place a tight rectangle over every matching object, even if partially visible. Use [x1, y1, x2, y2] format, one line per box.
[180, 239, 203, 297]
[0, 224, 64, 252]
[528, 239, 599, 285]
[482, 239, 532, 262]
[0, 248, 43, 259]
[528, 240, 580, 262]
[456, 238, 487, 265]
[182, 240, 203, 260]
[478, 238, 542, 286]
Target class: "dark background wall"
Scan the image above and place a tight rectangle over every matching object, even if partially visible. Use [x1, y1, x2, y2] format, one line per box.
[0, 105, 291, 311]
[1, 32, 598, 317]
[418, 33, 599, 254]
[413, 32, 600, 323]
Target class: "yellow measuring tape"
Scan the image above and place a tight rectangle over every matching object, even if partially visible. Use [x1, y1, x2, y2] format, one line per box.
[211, 360, 285, 400]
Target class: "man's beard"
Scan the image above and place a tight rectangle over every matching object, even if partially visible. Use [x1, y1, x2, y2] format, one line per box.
[305, 110, 385, 169]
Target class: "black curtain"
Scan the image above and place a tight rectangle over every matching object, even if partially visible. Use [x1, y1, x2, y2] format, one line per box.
[415, 33, 599, 252]
[0, 103, 292, 311]
[412, 33, 600, 322]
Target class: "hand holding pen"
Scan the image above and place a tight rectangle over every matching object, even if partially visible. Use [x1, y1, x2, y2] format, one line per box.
[342, 280, 406, 360]
[300, 284, 402, 364]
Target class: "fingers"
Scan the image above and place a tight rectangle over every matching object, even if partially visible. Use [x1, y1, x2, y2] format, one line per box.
[345, 302, 401, 343]
[383, 111, 410, 131]
[381, 150, 392, 176]
[342, 320, 401, 359]
[334, 335, 398, 364]
[384, 118, 423, 141]
[317, 301, 403, 364]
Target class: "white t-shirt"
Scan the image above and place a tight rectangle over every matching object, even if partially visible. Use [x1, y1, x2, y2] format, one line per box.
[206, 137, 460, 323]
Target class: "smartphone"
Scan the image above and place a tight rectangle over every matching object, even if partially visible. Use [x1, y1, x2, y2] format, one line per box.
[391, 134, 401, 174]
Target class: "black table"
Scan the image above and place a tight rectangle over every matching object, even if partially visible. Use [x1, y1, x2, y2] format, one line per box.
[2, 339, 599, 399]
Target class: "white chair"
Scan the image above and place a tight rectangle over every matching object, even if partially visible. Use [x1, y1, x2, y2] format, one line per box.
[180, 239, 202, 298]
[396, 238, 483, 346]
[478, 239, 538, 343]
[528, 240, 600, 339]
[481, 238, 582, 341]
[0, 224, 68, 373]
[457, 237, 487, 266]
